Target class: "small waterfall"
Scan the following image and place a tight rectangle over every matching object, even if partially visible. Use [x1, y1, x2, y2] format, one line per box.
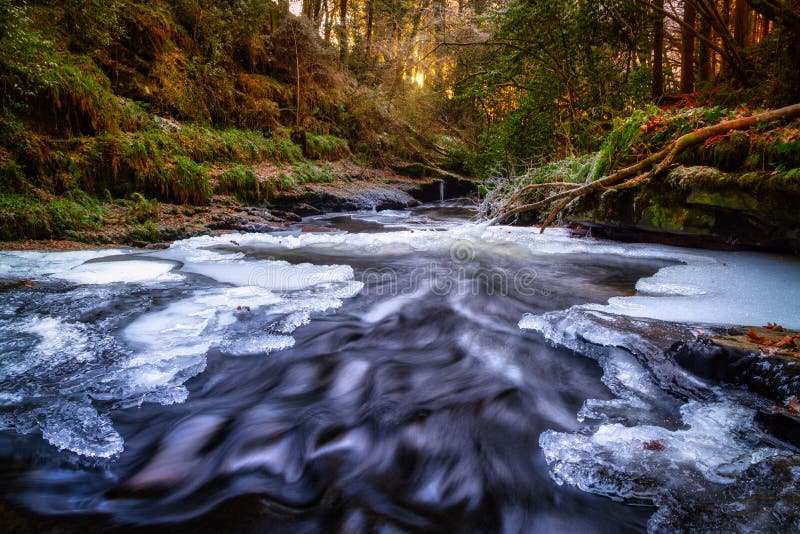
[439, 180, 445, 203]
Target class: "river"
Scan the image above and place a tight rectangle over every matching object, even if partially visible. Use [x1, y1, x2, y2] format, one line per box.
[1, 201, 799, 532]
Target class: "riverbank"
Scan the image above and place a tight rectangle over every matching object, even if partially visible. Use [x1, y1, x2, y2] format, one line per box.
[0, 163, 477, 250]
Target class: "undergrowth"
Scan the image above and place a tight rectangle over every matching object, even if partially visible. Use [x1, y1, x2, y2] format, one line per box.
[305, 134, 350, 161]
[0, 192, 103, 240]
[218, 165, 274, 204]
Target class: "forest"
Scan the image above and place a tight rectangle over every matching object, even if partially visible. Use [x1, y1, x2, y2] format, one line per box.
[1, 0, 798, 247]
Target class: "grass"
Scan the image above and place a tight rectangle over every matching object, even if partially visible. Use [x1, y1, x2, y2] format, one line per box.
[125, 220, 161, 243]
[0, 192, 103, 240]
[161, 156, 211, 204]
[78, 126, 301, 203]
[217, 164, 274, 204]
[128, 192, 160, 222]
[291, 162, 337, 184]
[305, 133, 350, 161]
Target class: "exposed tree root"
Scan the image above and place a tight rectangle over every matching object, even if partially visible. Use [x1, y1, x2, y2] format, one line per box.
[493, 103, 800, 232]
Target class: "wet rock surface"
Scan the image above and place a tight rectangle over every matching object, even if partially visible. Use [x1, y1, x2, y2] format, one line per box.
[669, 330, 800, 403]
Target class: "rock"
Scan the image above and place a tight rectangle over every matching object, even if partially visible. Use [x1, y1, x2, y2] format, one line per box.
[668, 335, 800, 403]
[152, 115, 182, 133]
[755, 410, 800, 447]
[651, 455, 800, 532]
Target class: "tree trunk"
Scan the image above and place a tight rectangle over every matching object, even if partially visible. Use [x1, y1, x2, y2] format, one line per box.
[433, 0, 446, 37]
[734, 0, 750, 46]
[699, 14, 712, 82]
[652, 0, 665, 99]
[681, 1, 697, 93]
[365, 0, 374, 56]
[338, 0, 347, 63]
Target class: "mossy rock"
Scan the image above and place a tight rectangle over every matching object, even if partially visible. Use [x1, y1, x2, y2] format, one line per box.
[686, 190, 758, 211]
[640, 203, 716, 235]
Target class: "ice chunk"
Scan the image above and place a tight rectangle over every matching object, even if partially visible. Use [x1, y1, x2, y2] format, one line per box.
[540, 400, 779, 502]
[38, 401, 123, 458]
[0, 249, 129, 279]
[53, 259, 181, 285]
[181, 260, 355, 290]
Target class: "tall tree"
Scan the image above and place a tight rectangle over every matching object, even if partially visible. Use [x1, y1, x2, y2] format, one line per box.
[365, 0, 374, 56]
[698, 13, 712, 82]
[338, 0, 347, 62]
[681, 0, 697, 93]
[652, 0, 665, 98]
[734, 0, 750, 45]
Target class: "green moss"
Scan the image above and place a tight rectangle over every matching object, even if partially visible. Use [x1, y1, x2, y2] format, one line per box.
[305, 134, 350, 161]
[702, 131, 750, 171]
[640, 202, 715, 234]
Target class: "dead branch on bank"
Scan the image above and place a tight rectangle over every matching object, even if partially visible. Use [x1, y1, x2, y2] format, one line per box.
[493, 103, 800, 232]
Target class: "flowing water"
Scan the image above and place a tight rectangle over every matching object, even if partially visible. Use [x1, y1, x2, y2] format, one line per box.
[1, 202, 799, 532]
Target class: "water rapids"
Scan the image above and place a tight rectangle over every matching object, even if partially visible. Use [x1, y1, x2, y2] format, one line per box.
[1, 202, 799, 532]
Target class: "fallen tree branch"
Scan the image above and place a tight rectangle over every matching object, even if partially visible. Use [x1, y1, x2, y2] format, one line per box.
[500, 181, 582, 209]
[493, 102, 800, 232]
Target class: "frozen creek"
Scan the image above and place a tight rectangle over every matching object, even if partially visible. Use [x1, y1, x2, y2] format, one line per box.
[1, 202, 799, 532]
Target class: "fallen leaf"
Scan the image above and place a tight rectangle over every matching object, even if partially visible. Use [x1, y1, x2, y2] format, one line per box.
[643, 440, 665, 451]
[787, 397, 800, 415]
[747, 329, 767, 343]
